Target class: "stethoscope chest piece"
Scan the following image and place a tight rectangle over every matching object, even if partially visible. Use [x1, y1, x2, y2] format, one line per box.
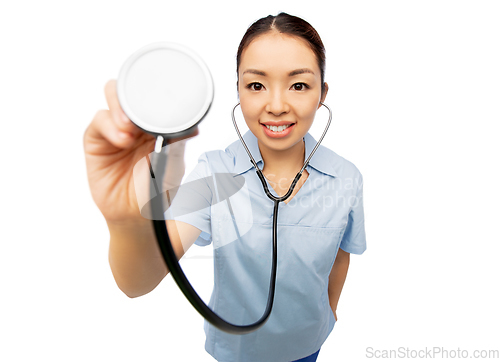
[117, 42, 214, 139]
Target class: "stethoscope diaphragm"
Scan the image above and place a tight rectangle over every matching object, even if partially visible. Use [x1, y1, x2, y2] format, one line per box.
[117, 42, 214, 138]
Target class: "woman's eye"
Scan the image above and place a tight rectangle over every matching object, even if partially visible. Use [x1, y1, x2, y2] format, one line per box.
[292, 83, 308, 91]
[248, 83, 264, 91]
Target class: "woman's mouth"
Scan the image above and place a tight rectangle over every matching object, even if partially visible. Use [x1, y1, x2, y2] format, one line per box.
[261, 123, 295, 138]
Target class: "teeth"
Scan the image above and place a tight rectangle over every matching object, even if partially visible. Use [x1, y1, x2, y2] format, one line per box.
[265, 124, 291, 132]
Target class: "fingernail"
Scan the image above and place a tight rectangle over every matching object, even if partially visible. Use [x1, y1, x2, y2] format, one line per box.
[118, 131, 131, 139]
[120, 111, 130, 124]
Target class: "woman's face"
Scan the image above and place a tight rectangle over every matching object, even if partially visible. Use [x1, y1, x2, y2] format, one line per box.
[238, 32, 327, 153]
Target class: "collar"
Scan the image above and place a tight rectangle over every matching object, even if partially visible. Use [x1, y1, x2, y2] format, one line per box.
[232, 130, 338, 178]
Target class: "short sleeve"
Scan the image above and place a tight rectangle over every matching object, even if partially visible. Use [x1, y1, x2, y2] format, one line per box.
[340, 175, 367, 254]
[164, 153, 213, 246]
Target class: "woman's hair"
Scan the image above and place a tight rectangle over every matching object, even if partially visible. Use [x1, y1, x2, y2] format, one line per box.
[236, 12, 326, 96]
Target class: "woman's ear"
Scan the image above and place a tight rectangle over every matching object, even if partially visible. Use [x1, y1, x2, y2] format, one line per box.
[320, 82, 329, 104]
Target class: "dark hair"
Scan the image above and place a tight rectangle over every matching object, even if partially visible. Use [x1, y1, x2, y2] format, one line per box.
[236, 12, 326, 96]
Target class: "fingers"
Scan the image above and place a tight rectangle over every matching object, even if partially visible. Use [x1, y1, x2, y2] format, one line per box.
[85, 109, 137, 150]
[86, 79, 198, 152]
[104, 79, 141, 137]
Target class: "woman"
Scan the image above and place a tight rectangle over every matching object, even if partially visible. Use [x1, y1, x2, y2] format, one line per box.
[84, 12, 366, 362]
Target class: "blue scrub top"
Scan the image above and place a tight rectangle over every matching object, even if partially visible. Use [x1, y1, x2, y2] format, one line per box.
[165, 130, 366, 362]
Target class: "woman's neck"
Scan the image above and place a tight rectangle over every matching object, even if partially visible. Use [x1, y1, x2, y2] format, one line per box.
[258, 138, 305, 176]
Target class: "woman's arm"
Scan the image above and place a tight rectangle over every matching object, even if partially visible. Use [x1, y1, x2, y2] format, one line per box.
[328, 248, 350, 320]
[108, 219, 201, 298]
[84, 80, 201, 299]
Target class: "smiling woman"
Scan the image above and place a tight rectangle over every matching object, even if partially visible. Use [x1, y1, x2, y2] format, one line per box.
[237, 18, 329, 206]
[84, 11, 366, 362]
[239, 33, 326, 163]
[162, 13, 365, 362]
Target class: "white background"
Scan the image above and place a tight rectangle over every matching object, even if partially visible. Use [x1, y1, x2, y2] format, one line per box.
[1, 0, 499, 361]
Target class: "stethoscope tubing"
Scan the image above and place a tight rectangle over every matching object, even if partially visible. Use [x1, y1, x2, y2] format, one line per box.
[150, 149, 277, 334]
[150, 102, 332, 334]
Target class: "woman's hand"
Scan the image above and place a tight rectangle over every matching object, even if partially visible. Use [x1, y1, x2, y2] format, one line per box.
[83, 79, 198, 224]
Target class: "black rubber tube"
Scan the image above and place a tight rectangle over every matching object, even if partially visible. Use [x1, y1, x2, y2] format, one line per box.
[149, 148, 284, 334]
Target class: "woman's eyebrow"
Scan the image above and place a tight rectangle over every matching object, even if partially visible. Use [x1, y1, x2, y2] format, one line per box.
[242, 68, 315, 77]
[288, 68, 314, 76]
[242, 69, 266, 76]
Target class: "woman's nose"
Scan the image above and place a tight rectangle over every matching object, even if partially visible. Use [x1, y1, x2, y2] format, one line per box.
[265, 90, 289, 116]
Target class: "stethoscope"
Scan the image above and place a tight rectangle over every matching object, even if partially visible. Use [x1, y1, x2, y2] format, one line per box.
[117, 42, 331, 334]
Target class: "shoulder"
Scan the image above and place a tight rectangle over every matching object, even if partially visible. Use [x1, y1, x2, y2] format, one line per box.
[317, 143, 363, 184]
[195, 138, 241, 174]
